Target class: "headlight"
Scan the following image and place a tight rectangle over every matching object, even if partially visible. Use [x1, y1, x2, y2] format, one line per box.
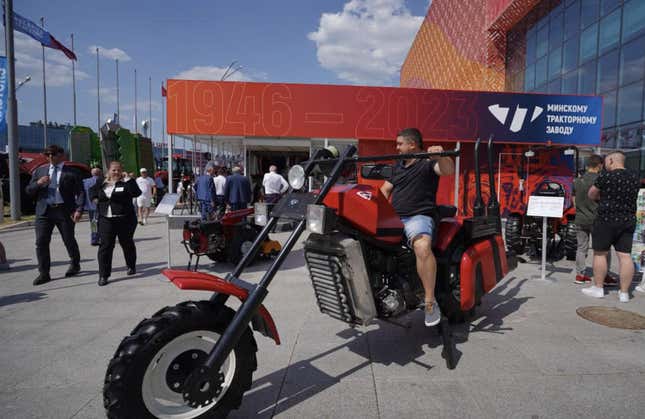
[288, 164, 306, 190]
[254, 203, 268, 226]
[306, 204, 335, 234]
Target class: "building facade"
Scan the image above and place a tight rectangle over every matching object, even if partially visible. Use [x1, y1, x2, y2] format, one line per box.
[0, 122, 71, 153]
[402, 0, 645, 171]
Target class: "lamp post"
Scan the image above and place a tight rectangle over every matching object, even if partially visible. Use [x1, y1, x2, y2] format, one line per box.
[16, 75, 31, 91]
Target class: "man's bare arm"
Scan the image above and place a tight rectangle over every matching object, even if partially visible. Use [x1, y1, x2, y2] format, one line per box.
[434, 156, 455, 176]
[588, 185, 600, 201]
[427, 145, 455, 176]
[380, 181, 394, 200]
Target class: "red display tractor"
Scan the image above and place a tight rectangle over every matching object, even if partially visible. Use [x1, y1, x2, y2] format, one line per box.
[504, 147, 578, 261]
[103, 137, 515, 418]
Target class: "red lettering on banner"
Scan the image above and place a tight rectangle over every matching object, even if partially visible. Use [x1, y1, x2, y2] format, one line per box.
[261, 84, 293, 136]
[224, 83, 261, 135]
[191, 82, 222, 133]
[355, 88, 386, 139]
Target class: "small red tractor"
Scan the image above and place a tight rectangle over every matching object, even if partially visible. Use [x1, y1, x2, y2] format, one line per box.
[182, 208, 281, 269]
[103, 137, 514, 418]
[504, 142, 579, 264]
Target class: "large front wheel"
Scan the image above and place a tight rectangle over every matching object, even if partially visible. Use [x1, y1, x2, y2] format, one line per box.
[104, 301, 257, 419]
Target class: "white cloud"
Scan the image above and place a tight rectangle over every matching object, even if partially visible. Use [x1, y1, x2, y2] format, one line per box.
[88, 45, 132, 62]
[173, 65, 251, 81]
[13, 32, 89, 87]
[308, 0, 423, 85]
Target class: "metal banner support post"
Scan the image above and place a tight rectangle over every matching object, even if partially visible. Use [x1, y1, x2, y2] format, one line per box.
[526, 195, 564, 281]
[541, 216, 547, 281]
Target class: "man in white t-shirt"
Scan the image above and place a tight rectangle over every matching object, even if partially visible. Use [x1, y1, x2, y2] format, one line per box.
[135, 168, 156, 225]
[213, 167, 227, 215]
[262, 165, 289, 204]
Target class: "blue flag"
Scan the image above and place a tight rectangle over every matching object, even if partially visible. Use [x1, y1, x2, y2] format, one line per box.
[0, 56, 7, 135]
[7, 12, 77, 60]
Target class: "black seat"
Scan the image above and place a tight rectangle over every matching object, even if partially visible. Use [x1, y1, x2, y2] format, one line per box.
[437, 205, 457, 219]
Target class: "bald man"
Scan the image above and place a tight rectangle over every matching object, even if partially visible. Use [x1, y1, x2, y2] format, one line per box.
[584, 151, 639, 303]
[263, 165, 289, 204]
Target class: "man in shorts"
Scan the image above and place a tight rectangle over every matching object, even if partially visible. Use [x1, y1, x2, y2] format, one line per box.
[135, 168, 156, 225]
[380, 128, 455, 326]
[583, 151, 639, 302]
[572, 154, 612, 285]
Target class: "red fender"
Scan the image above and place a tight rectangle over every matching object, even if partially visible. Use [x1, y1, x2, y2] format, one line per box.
[162, 269, 280, 345]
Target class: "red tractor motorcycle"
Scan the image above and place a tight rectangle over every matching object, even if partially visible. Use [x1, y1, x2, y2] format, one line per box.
[103, 138, 514, 418]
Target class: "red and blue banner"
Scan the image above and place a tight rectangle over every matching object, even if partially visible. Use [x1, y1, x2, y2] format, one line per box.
[8, 11, 76, 60]
[167, 80, 602, 145]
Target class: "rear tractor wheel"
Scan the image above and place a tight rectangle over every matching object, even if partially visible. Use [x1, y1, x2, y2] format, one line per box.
[504, 214, 524, 255]
[563, 222, 577, 260]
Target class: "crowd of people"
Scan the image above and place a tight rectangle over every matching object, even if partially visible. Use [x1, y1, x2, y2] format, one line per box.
[23, 140, 645, 306]
[25, 145, 291, 286]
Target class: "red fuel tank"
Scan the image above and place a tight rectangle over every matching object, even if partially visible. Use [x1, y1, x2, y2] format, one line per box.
[322, 184, 403, 244]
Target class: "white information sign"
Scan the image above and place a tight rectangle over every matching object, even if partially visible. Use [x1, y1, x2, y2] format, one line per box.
[526, 196, 564, 218]
[155, 193, 180, 215]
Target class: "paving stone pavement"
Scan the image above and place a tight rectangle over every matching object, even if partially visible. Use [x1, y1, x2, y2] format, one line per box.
[1, 215, 644, 418]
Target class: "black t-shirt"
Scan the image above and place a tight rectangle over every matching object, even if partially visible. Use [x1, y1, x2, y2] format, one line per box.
[594, 168, 639, 224]
[390, 159, 439, 217]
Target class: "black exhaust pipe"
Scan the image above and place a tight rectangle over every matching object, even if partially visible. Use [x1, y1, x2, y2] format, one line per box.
[486, 135, 500, 220]
[473, 137, 485, 217]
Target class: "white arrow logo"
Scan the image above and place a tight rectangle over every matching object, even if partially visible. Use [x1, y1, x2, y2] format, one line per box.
[488, 104, 543, 133]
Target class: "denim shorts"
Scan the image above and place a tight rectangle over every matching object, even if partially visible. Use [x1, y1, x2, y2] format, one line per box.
[400, 214, 435, 247]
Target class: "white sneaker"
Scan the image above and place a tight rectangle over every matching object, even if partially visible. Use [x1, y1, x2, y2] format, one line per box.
[635, 283, 645, 293]
[142, 219, 147, 225]
[581, 286, 604, 298]
[618, 292, 630, 303]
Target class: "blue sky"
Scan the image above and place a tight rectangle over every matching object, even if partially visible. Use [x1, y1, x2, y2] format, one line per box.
[2, 0, 429, 142]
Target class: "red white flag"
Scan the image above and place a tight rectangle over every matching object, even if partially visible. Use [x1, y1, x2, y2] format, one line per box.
[161, 83, 167, 97]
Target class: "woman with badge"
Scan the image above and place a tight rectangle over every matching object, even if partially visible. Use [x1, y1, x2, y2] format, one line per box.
[89, 161, 142, 286]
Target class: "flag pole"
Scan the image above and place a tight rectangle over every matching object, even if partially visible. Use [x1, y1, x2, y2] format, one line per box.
[5, 0, 21, 220]
[40, 17, 48, 147]
[148, 76, 152, 139]
[96, 47, 100, 134]
[161, 82, 165, 161]
[71, 33, 76, 125]
[134, 69, 138, 133]
[116, 59, 119, 124]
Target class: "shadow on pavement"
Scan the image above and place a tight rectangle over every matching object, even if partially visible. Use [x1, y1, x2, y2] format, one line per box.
[467, 276, 533, 335]
[236, 276, 533, 417]
[3, 258, 94, 274]
[109, 261, 168, 283]
[0, 291, 47, 307]
[134, 236, 163, 243]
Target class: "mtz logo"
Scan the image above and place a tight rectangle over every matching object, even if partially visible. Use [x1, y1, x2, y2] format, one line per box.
[488, 104, 543, 133]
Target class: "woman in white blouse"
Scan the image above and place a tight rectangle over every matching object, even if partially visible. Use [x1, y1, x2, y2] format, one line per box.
[89, 161, 142, 286]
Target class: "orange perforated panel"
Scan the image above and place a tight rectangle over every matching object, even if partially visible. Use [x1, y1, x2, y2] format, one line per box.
[401, 0, 537, 92]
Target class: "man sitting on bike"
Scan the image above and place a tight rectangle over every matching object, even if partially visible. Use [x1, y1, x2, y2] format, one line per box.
[380, 128, 455, 326]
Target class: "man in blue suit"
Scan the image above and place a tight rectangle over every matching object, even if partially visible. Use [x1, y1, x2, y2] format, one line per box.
[194, 164, 216, 220]
[224, 166, 252, 211]
[83, 167, 102, 245]
[25, 145, 85, 285]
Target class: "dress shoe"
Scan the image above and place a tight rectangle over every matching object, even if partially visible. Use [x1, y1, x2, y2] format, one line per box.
[127, 267, 136, 276]
[65, 264, 81, 277]
[33, 274, 52, 286]
[98, 277, 108, 286]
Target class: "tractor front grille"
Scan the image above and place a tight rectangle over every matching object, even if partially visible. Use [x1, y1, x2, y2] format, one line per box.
[304, 251, 355, 324]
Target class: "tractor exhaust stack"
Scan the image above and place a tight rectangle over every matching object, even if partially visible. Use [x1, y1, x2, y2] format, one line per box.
[472, 137, 485, 217]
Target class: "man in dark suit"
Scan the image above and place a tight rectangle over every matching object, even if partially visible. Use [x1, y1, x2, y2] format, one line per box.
[25, 145, 84, 285]
[224, 166, 252, 211]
